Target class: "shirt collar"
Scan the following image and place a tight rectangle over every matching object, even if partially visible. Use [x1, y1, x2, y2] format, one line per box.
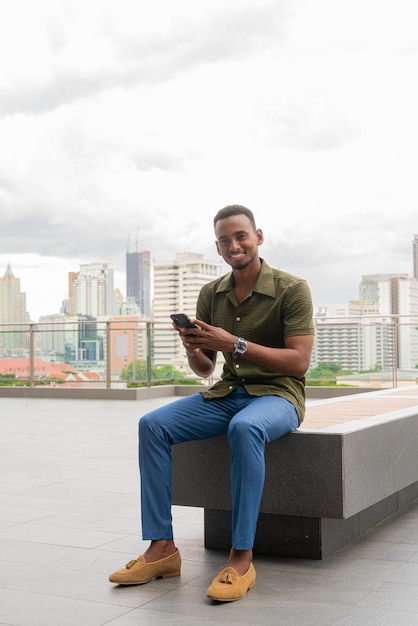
[215, 259, 276, 298]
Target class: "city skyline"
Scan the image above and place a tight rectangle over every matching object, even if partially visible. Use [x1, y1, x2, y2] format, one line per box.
[1, 1, 418, 324]
[2, 231, 418, 323]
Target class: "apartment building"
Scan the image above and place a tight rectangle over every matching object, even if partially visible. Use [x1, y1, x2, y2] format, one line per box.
[152, 252, 221, 368]
[68, 263, 115, 317]
[312, 274, 418, 372]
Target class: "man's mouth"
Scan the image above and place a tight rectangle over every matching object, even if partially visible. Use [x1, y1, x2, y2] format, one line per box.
[229, 251, 245, 260]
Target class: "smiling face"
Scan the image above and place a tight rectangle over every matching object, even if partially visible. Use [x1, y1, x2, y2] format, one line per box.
[214, 213, 264, 271]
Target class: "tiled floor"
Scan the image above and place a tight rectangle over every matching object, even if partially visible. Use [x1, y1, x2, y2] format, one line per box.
[1, 394, 418, 625]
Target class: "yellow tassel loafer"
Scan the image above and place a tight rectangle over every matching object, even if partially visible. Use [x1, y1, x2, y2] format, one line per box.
[109, 549, 181, 585]
[206, 563, 256, 601]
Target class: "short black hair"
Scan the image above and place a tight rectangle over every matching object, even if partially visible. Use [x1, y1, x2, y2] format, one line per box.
[213, 205, 256, 228]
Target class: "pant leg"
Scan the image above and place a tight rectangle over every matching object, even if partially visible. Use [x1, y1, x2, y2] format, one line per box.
[138, 393, 237, 540]
[227, 394, 299, 550]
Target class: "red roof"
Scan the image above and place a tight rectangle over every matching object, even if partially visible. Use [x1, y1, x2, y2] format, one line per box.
[0, 358, 98, 381]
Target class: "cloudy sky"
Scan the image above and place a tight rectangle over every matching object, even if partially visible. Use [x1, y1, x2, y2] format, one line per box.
[1, 0, 418, 321]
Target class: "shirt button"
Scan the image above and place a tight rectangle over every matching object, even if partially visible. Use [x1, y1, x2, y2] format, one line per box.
[242, 379, 246, 382]
[235, 363, 240, 369]
[236, 316, 241, 321]
[228, 385, 233, 390]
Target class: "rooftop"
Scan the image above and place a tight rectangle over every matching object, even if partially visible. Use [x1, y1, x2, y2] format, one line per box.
[1, 389, 418, 625]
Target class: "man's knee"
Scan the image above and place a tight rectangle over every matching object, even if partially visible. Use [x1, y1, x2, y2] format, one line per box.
[139, 410, 160, 435]
[228, 418, 263, 445]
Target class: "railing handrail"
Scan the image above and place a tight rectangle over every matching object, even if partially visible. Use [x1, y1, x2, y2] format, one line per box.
[2, 311, 418, 330]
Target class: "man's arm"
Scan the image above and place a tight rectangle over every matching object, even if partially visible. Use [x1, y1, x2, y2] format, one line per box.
[185, 346, 217, 378]
[181, 320, 314, 379]
[238, 334, 314, 379]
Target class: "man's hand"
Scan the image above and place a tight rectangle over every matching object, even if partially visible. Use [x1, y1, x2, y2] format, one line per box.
[172, 319, 218, 378]
[178, 319, 235, 355]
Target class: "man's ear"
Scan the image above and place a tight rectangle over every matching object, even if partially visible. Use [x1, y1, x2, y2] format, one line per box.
[215, 240, 221, 255]
[256, 228, 264, 245]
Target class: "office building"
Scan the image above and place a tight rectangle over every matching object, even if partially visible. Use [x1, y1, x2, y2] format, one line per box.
[126, 244, 151, 317]
[46, 315, 104, 373]
[152, 252, 221, 368]
[68, 263, 115, 317]
[0, 264, 29, 355]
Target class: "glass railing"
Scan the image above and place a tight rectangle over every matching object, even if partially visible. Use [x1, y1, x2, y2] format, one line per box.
[311, 313, 418, 388]
[1, 314, 418, 389]
[0, 319, 211, 389]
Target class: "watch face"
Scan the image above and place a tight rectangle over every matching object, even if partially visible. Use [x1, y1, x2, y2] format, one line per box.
[234, 338, 247, 354]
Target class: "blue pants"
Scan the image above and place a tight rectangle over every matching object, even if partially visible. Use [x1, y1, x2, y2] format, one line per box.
[138, 386, 299, 550]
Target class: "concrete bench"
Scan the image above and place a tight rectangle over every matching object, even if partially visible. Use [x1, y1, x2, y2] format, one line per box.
[172, 386, 418, 559]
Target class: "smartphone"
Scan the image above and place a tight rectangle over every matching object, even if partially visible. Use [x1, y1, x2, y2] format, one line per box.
[170, 313, 198, 329]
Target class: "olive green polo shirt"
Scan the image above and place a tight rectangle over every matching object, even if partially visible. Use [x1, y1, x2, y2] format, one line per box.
[197, 259, 314, 423]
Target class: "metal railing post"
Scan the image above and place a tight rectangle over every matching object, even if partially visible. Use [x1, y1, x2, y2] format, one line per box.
[146, 322, 152, 387]
[391, 316, 398, 388]
[106, 321, 111, 389]
[29, 324, 35, 387]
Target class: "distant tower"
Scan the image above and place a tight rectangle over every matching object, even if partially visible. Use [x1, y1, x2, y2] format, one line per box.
[0, 264, 29, 354]
[126, 231, 151, 316]
[413, 234, 418, 279]
[0, 264, 28, 324]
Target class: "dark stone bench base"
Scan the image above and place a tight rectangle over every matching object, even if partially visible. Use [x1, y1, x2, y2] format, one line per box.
[204, 481, 418, 559]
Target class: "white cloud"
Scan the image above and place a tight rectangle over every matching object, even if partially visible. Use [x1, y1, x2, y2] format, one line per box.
[1, 0, 418, 320]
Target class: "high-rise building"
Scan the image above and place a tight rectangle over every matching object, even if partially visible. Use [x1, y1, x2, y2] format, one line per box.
[67, 271, 79, 316]
[359, 273, 416, 316]
[0, 264, 29, 355]
[126, 247, 151, 316]
[312, 273, 418, 372]
[152, 252, 221, 368]
[0, 264, 28, 323]
[68, 263, 115, 317]
[413, 234, 418, 279]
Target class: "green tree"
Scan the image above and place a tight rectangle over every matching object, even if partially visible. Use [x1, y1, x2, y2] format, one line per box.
[121, 359, 148, 381]
[121, 360, 186, 382]
[306, 362, 353, 385]
[307, 362, 342, 380]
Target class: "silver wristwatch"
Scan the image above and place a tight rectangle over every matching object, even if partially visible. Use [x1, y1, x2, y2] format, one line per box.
[233, 337, 248, 357]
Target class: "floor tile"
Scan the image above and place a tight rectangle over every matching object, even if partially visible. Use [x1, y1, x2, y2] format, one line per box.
[1, 396, 418, 626]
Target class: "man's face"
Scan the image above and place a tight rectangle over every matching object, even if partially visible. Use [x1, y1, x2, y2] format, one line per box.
[215, 214, 264, 271]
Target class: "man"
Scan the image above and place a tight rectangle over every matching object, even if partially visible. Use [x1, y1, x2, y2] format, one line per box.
[109, 205, 314, 601]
